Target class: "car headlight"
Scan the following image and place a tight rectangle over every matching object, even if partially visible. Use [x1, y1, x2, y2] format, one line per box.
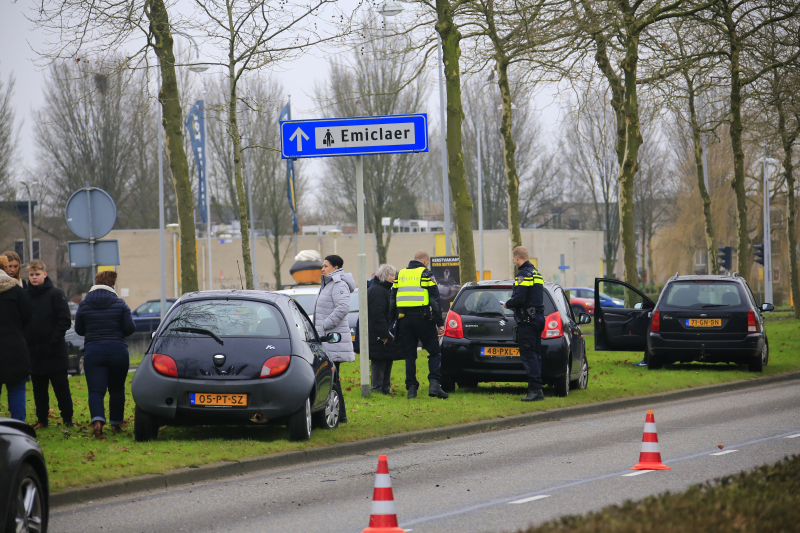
[613, 299, 623, 305]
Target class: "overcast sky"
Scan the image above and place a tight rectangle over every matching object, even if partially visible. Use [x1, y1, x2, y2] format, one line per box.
[1, 0, 563, 198]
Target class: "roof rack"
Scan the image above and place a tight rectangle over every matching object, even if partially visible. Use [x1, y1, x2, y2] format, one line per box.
[670, 272, 679, 281]
[732, 272, 739, 278]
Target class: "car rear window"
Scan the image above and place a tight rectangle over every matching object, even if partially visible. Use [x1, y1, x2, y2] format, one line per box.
[662, 281, 747, 309]
[163, 299, 289, 338]
[452, 288, 556, 317]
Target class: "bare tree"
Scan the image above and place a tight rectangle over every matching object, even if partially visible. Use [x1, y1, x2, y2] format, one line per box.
[0, 69, 18, 201]
[314, 24, 431, 264]
[563, 83, 620, 277]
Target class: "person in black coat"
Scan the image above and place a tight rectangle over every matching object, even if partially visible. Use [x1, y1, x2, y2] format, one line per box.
[368, 264, 401, 395]
[75, 270, 136, 438]
[25, 260, 74, 428]
[0, 255, 33, 422]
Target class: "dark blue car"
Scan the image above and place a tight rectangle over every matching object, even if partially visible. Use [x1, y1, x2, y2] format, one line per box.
[132, 298, 177, 334]
[566, 287, 625, 316]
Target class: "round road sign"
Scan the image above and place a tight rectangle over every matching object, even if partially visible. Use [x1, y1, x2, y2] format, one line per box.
[65, 187, 117, 240]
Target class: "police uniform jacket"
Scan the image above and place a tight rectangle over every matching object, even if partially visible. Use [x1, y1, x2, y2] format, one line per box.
[392, 260, 444, 327]
[504, 261, 544, 322]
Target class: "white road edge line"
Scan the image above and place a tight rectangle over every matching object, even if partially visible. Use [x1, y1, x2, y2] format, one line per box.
[784, 433, 800, 439]
[509, 495, 550, 504]
[622, 470, 653, 477]
[710, 450, 738, 456]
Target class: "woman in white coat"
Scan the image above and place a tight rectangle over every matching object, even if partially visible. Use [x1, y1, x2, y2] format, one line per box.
[314, 255, 355, 422]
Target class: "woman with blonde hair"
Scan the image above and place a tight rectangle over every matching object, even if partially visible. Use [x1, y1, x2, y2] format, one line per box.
[0, 255, 33, 421]
[2, 251, 24, 287]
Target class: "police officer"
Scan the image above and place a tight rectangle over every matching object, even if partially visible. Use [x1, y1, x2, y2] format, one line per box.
[503, 246, 546, 401]
[393, 251, 449, 399]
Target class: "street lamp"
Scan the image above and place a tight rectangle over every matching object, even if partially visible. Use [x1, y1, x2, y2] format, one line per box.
[377, 0, 404, 17]
[20, 180, 38, 263]
[757, 145, 781, 304]
[328, 229, 342, 254]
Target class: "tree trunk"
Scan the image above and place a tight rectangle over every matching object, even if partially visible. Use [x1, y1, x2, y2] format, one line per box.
[272, 230, 282, 289]
[776, 99, 800, 317]
[149, 0, 199, 294]
[726, 36, 751, 278]
[687, 82, 717, 273]
[436, 0, 476, 282]
[374, 218, 392, 265]
[228, 70, 254, 289]
[618, 37, 642, 302]
[495, 54, 522, 250]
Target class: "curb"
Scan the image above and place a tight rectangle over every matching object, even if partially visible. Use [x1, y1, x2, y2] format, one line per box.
[51, 370, 800, 508]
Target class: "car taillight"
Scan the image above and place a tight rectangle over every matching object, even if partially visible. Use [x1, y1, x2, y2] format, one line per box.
[542, 311, 563, 339]
[747, 309, 757, 333]
[153, 353, 178, 377]
[444, 310, 463, 339]
[651, 308, 661, 334]
[260, 355, 291, 378]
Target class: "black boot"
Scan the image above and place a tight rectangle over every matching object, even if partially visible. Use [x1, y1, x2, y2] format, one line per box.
[521, 388, 544, 402]
[428, 380, 449, 399]
[407, 385, 418, 399]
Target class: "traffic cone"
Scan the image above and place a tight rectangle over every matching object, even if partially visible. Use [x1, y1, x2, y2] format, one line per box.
[631, 410, 670, 470]
[363, 455, 405, 533]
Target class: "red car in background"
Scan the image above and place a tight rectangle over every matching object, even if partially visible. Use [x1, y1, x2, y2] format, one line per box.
[566, 287, 625, 316]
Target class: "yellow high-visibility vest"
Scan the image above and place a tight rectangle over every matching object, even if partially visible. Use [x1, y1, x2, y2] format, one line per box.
[514, 266, 545, 288]
[393, 266, 435, 308]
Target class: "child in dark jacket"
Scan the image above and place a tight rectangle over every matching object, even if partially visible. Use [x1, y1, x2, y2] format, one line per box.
[75, 270, 135, 438]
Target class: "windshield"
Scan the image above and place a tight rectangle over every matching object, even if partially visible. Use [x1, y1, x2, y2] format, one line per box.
[662, 281, 746, 309]
[162, 299, 289, 338]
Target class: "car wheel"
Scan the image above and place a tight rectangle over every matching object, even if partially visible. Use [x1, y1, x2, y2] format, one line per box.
[6, 463, 47, 533]
[134, 405, 159, 442]
[440, 374, 456, 393]
[570, 355, 588, 390]
[456, 378, 478, 389]
[748, 344, 766, 372]
[313, 385, 340, 430]
[288, 396, 312, 441]
[554, 358, 570, 397]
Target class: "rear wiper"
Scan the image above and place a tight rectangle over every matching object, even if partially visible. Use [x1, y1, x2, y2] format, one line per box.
[474, 311, 505, 317]
[702, 304, 727, 308]
[172, 327, 224, 345]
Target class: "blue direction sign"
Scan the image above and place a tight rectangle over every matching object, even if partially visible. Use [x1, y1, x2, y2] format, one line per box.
[281, 114, 428, 159]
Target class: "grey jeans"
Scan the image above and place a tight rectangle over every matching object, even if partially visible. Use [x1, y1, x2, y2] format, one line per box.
[370, 360, 393, 394]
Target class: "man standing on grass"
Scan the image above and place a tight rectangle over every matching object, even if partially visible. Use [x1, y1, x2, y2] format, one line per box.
[503, 246, 546, 402]
[25, 259, 74, 428]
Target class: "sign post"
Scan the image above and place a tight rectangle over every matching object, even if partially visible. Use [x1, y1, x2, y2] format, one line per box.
[281, 114, 429, 397]
[65, 187, 119, 276]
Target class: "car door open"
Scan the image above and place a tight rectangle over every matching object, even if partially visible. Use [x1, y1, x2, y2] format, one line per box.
[594, 278, 654, 352]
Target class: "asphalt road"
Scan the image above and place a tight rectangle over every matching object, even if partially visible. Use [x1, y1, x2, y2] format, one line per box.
[52, 380, 800, 533]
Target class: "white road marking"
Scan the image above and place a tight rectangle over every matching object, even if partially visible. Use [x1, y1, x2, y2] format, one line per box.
[622, 470, 653, 477]
[784, 433, 800, 439]
[709, 450, 738, 456]
[509, 495, 550, 504]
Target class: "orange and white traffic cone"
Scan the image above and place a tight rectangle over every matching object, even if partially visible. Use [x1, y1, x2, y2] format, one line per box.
[631, 410, 670, 470]
[363, 455, 405, 533]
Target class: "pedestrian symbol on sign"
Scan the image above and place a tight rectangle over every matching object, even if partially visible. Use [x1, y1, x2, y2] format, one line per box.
[323, 129, 335, 146]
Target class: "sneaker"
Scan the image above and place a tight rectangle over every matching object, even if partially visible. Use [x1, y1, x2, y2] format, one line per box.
[521, 388, 545, 402]
[635, 360, 648, 367]
[428, 380, 449, 399]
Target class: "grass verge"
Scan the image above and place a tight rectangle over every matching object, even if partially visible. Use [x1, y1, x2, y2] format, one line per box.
[1, 318, 797, 492]
[522, 454, 800, 533]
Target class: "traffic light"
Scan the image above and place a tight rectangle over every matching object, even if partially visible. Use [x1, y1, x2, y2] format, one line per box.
[717, 246, 732, 271]
[754, 244, 765, 266]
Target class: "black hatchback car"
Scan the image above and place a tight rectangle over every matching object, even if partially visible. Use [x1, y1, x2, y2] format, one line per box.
[440, 280, 591, 396]
[0, 418, 49, 533]
[131, 290, 342, 442]
[593, 275, 774, 371]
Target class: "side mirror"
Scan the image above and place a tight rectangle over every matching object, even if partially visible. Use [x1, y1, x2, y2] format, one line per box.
[151, 331, 156, 339]
[326, 332, 342, 344]
[578, 313, 592, 325]
[760, 303, 774, 313]
[634, 302, 643, 309]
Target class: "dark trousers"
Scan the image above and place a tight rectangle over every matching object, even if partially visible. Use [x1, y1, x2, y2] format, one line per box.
[334, 362, 348, 421]
[518, 315, 544, 390]
[31, 372, 73, 424]
[370, 359, 393, 394]
[84, 342, 129, 425]
[0, 380, 27, 422]
[399, 314, 442, 389]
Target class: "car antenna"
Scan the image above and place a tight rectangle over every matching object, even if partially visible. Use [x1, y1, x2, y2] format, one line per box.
[236, 260, 244, 290]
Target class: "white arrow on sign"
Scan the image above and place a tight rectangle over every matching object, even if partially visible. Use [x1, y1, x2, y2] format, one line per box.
[289, 127, 309, 151]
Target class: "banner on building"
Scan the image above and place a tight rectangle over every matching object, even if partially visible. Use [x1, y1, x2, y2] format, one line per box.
[185, 100, 207, 224]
